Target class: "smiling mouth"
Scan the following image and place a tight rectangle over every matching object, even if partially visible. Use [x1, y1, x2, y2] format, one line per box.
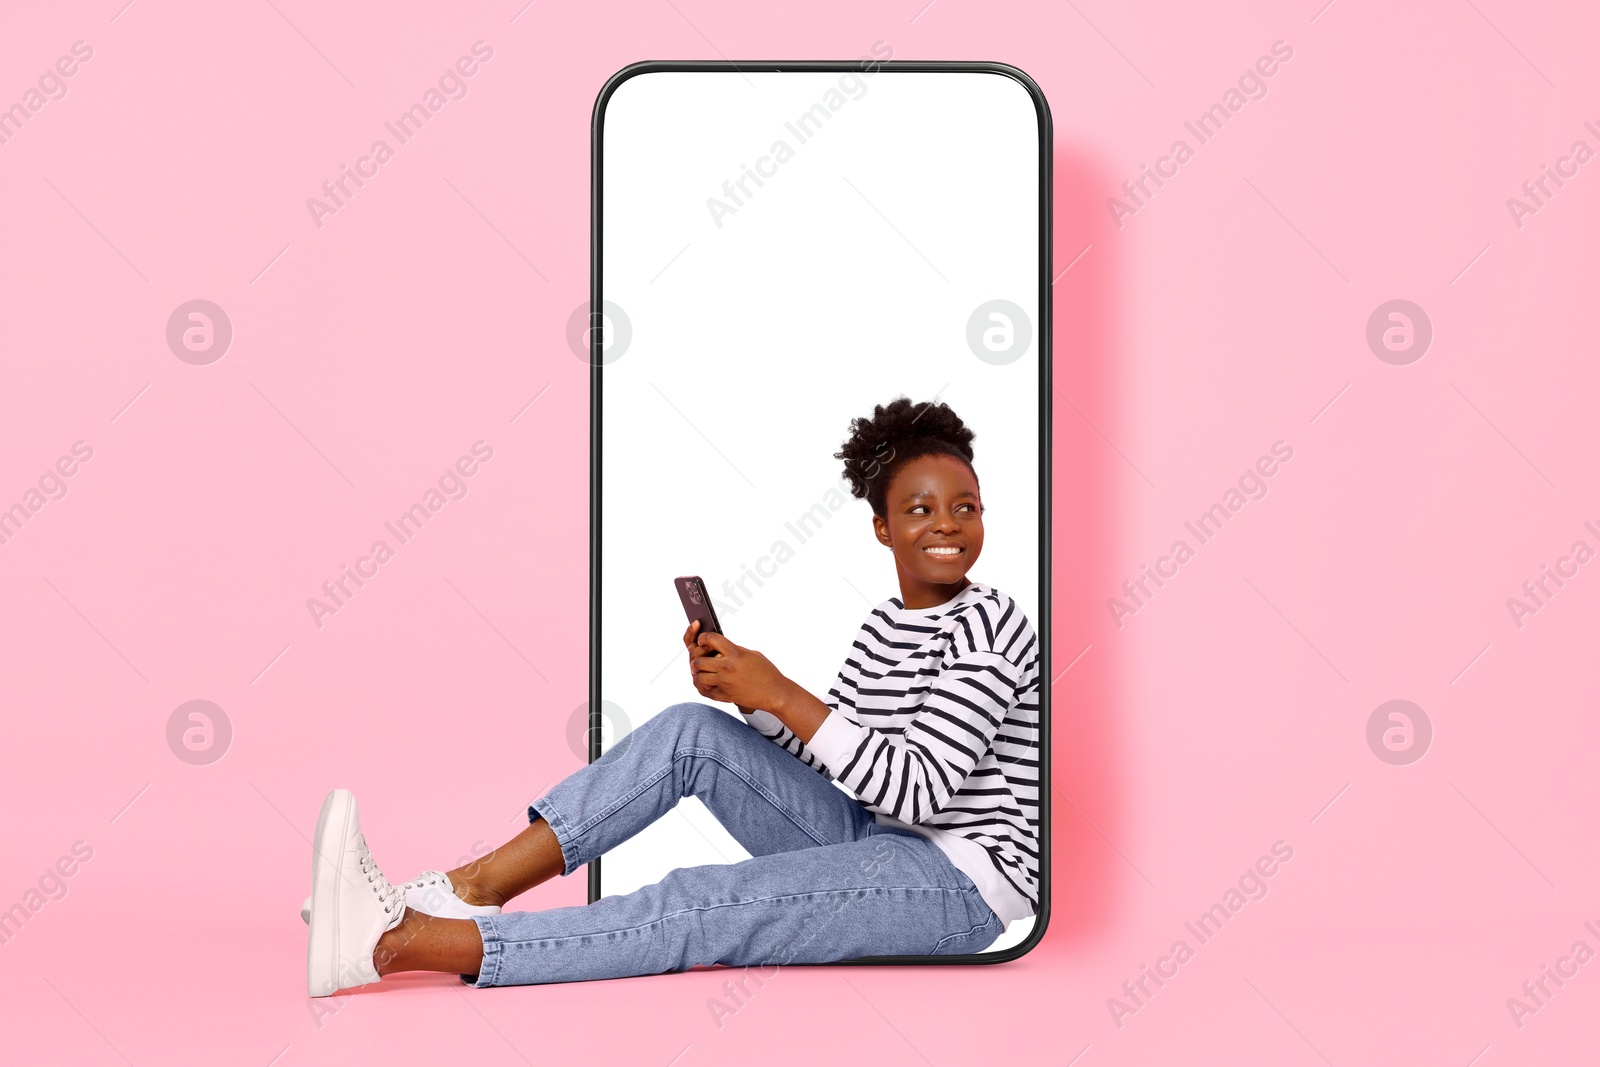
[922, 545, 964, 560]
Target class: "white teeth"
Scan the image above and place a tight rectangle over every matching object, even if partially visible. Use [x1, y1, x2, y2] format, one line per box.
[924, 546, 962, 556]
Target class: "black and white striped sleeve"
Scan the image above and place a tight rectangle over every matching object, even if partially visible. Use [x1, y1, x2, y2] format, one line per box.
[743, 708, 832, 778]
[805, 641, 1022, 824]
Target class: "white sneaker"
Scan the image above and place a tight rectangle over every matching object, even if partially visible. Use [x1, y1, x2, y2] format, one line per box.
[306, 789, 407, 997]
[299, 870, 500, 924]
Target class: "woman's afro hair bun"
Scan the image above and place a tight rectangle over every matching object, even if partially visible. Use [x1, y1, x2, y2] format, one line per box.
[834, 396, 977, 516]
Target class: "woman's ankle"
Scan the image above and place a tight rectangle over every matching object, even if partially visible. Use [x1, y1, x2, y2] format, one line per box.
[446, 862, 506, 909]
[446, 819, 565, 908]
[373, 909, 421, 975]
[374, 909, 485, 976]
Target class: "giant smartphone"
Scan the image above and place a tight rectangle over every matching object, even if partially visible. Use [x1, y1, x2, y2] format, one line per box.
[590, 61, 1051, 960]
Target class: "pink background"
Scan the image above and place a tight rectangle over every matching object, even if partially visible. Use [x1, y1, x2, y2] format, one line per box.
[3, 0, 1597, 1063]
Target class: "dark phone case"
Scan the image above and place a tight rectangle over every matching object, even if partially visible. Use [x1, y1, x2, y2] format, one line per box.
[675, 576, 723, 637]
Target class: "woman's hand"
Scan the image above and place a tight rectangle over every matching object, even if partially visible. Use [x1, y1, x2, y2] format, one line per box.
[683, 621, 758, 714]
[688, 631, 793, 713]
[682, 625, 832, 741]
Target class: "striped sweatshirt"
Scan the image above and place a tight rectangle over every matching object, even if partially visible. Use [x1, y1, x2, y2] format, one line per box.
[747, 582, 1040, 924]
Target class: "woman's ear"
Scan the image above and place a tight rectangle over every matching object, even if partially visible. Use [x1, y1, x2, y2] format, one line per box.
[872, 513, 893, 548]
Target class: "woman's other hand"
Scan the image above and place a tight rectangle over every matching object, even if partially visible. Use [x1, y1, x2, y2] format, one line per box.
[690, 632, 791, 713]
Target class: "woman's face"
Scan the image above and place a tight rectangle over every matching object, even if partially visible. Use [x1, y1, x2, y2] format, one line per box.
[872, 453, 984, 595]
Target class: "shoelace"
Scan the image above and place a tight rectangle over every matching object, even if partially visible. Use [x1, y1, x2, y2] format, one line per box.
[354, 833, 402, 918]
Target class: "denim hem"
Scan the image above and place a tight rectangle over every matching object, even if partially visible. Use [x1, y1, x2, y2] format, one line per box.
[464, 915, 504, 987]
[529, 796, 582, 876]
[930, 890, 1003, 953]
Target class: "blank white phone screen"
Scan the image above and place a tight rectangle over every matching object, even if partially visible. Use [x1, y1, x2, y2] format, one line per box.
[596, 66, 1045, 955]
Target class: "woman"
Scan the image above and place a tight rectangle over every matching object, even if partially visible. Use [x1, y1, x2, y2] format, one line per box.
[307, 396, 1040, 995]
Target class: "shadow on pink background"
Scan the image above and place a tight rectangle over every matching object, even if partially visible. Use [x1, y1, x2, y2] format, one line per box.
[3, 1, 1598, 1064]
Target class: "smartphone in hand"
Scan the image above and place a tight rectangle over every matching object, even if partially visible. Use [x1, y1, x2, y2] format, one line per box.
[675, 576, 723, 646]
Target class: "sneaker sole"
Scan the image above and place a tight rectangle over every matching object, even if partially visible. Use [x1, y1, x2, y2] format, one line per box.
[306, 788, 356, 997]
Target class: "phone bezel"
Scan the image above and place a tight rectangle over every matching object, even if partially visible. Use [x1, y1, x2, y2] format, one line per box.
[590, 60, 1053, 965]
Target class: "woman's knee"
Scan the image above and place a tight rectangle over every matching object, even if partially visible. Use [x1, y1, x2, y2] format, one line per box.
[652, 701, 741, 746]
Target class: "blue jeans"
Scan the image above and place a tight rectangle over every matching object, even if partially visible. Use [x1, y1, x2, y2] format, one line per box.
[467, 702, 1002, 986]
